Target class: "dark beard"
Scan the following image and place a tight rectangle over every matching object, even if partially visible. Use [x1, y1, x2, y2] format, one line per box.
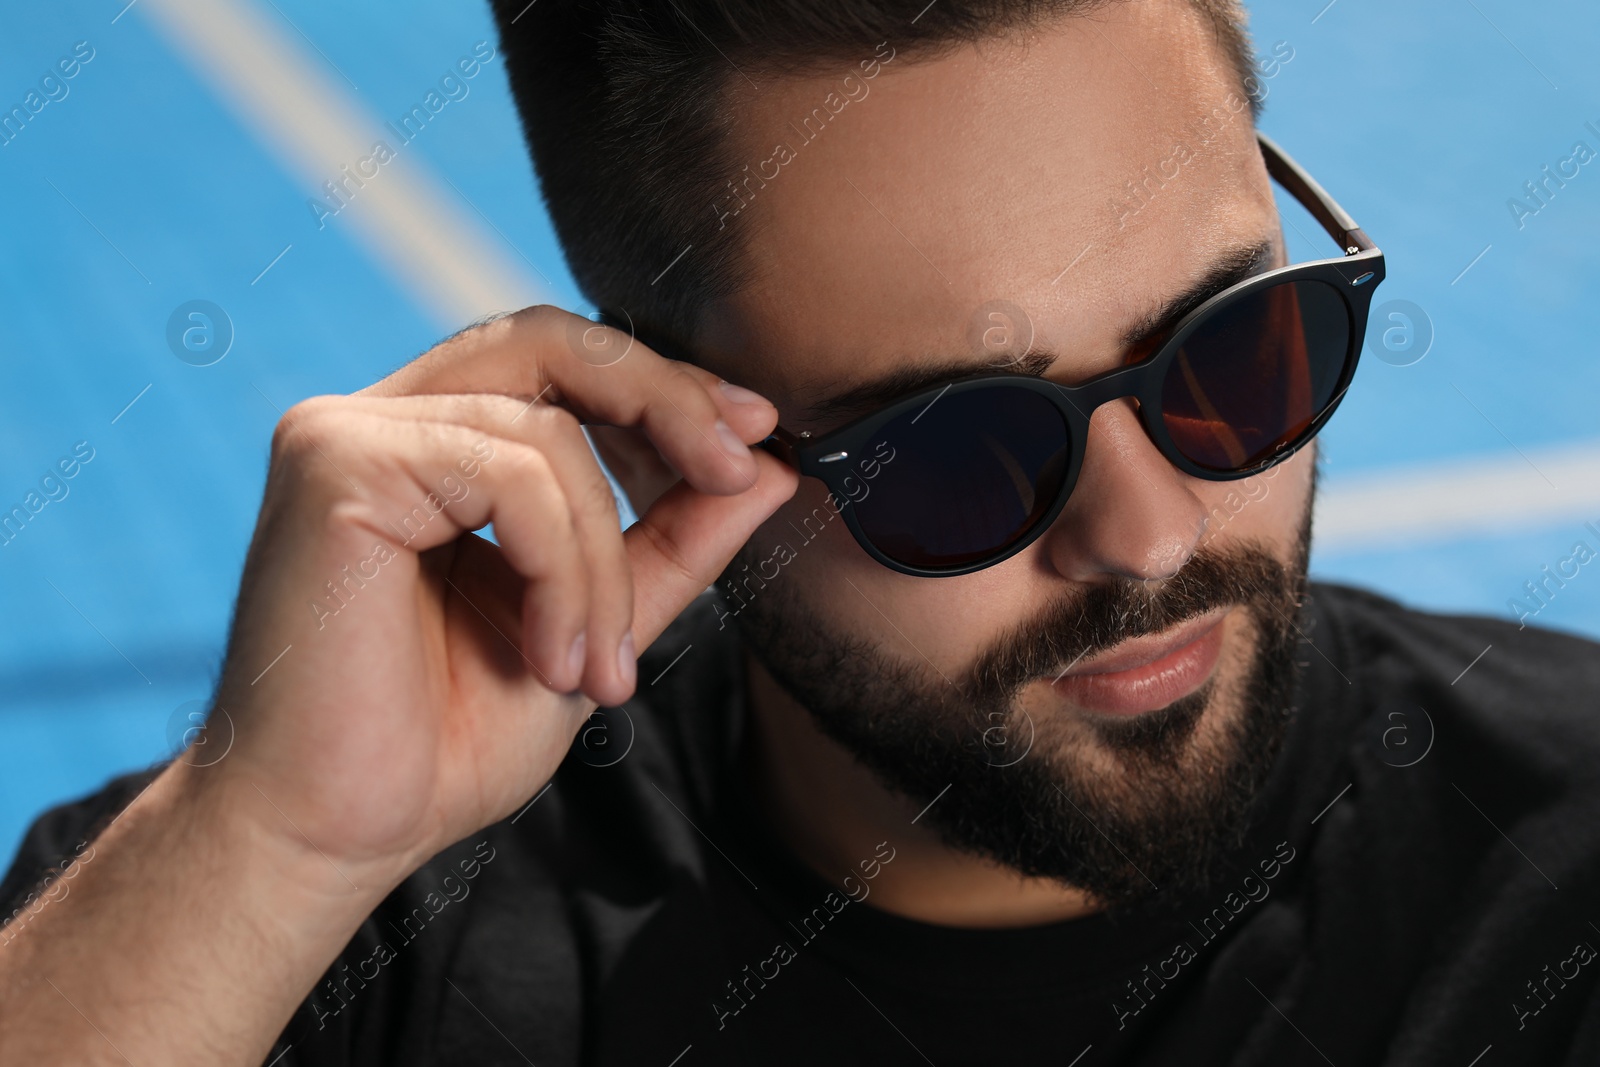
[724, 501, 1312, 912]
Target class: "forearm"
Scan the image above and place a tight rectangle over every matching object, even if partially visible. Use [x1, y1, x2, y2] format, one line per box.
[0, 760, 396, 1066]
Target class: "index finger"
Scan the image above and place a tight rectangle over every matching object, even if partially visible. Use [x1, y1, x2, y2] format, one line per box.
[359, 304, 777, 496]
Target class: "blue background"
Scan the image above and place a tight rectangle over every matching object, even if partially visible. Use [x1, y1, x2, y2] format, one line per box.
[2, 0, 1597, 867]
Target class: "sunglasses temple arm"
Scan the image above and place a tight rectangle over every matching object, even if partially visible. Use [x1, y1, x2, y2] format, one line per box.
[756, 425, 804, 470]
[1256, 131, 1378, 256]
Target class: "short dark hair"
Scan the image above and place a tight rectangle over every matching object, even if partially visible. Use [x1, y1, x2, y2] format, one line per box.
[490, 0, 1260, 357]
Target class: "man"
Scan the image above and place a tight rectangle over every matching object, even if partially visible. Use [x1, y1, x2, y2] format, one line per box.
[2, 0, 1598, 1063]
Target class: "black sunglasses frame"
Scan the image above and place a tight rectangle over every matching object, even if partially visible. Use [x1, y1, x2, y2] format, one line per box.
[601, 132, 1385, 578]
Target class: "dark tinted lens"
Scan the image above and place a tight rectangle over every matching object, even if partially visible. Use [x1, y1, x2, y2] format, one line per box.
[851, 385, 1070, 570]
[1160, 278, 1350, 472]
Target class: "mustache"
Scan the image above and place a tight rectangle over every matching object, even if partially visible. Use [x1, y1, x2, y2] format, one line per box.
[965, 543, 1300, 706]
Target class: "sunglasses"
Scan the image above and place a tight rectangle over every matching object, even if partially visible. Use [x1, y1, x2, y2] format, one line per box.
[602, 132, 1384, 577]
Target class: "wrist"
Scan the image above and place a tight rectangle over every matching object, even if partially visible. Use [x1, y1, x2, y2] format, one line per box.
[0, 759, 407, 1066]
[162, 760, 409, 943]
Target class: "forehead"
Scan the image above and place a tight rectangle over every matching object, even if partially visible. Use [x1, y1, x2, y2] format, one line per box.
[694, 0, 1277, 416]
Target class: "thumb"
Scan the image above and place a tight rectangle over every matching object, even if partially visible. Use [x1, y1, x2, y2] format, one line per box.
[625, 450, 799, 651]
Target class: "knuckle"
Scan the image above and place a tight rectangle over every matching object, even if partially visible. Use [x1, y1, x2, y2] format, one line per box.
[510, 303, 564, 334]
[500, 440, 555, 487]
[501, 446, 576, 533]
[662, 363, 718, 415]
[582, 473, 622, 525]
[474, 391, 534, 425]
[499, 445, 582, 548]
[662, 362, 702, 394]
[668, 359, 714, 385]
[528, 402, 583, 439]
[272, 396, 339, 458]
[459, 315, 512, 353]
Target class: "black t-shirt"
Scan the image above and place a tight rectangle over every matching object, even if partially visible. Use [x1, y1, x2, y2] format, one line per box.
[6, 581, 1600, 1066]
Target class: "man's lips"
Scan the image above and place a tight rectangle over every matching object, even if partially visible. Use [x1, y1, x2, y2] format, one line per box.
[1047, 608, 1230, 717]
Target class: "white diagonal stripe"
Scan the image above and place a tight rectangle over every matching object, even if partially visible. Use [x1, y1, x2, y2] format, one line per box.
[139, 0, 549, 328]
[1315, 440, 1600, 553]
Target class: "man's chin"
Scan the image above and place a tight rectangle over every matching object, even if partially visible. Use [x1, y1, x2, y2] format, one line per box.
[949, 666, 1277, 908]
[731, 520, 1312, 910]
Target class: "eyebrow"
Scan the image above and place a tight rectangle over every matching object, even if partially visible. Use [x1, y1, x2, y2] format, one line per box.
[1117, 237, 1278, 351]
[798, 236, 1279, 426]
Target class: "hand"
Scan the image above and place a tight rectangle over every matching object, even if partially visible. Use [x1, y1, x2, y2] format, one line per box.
[194, 305, 797, 893]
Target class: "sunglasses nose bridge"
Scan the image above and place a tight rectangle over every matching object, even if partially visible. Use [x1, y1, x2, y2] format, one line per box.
[1056, 361, 1150, 426]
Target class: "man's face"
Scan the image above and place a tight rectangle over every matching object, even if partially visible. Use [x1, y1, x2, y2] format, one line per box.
[688, 0, 1316, 906]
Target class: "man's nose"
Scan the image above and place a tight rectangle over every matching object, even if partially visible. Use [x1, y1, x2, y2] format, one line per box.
[1038, 398, 1209, 583]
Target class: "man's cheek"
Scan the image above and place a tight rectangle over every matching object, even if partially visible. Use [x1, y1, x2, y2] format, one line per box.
[757, 481, 846, 553]
[1215, 450, 1314, 546]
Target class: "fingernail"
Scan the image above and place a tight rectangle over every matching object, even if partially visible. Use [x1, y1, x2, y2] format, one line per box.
[567, 632, 586, 684]
[617, 633, 637, 688]
[719, 380, 769, 407]
[714, 419, 752, 460]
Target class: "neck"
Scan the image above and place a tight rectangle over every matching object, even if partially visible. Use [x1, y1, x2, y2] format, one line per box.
[738, 646, 1101, 928]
